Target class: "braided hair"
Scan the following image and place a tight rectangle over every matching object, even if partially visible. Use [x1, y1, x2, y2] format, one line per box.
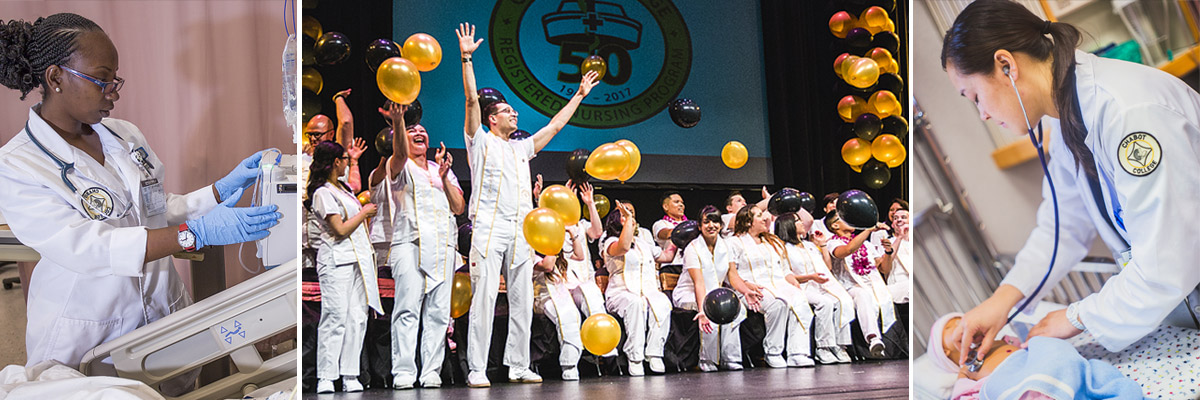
[0, 13, 102, 100]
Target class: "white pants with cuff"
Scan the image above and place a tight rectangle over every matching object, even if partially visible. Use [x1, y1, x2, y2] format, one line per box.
[316, 262, 368, 381]
[389, 242, 452, 385]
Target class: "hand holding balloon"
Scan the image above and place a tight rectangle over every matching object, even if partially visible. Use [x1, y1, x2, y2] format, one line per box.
[577, 70, 600, 98]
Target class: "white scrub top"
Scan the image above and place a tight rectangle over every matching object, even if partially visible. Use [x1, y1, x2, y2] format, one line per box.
[388, 158, 461, 287]
[651, 217, 685, 264]
[311, 182, 384, 314]
[463, 126, 535, 257]
[0, 109, 219, 368]
[1001, 51, 1200, 351]
[675, 236, 731, 301]
[602, 227, 661, 296]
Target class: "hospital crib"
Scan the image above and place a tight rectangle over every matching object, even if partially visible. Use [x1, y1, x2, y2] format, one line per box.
[911, 105, 1115, 355]
[79, 259, 298, 400]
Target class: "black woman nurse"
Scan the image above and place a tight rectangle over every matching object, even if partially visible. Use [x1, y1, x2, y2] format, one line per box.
[942, 0, 1200, 367]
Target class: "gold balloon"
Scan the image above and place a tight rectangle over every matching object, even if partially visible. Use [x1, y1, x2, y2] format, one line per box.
[868, 48, 893, 68]
[302, 15, 322, 40]
[834, 53, 851, 79]
[885, 145, 907, 168]
[850, 163, 864, 173]
[615, 139, 640, 182]
[593, 193, 611, 219]
[581, 313, 621, 355]
[884, 18, 896, 33]
[581, 55, 607, 81]
[861, 6, 890, 34]
[585, 143, 631, 181]
[301, 130, 311, 148]
[828, 11, 857, 39]
[376, 57, 421, 105]
[871, 134, 904, 162]
[301, 67, 323, 94]
[357, 191, 371, 205]
[539, 185, 581, 225]
[524, 207, 566, 255]
[868, 90, 901, 119]
[839, 55, 860, 79]
[722, 141, 749, 169]
[838, 95, 867, 123]
[846, 57, 880, 89]
[402, 33, 442, 72]
[842, 138, 872, 166]
[450, 273, 472, 318]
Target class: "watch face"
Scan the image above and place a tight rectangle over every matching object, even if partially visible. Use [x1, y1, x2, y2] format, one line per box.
[178, 230, 195, 247]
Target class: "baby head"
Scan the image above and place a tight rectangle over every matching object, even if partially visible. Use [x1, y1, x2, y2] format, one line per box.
[929, 313, 1020, 381]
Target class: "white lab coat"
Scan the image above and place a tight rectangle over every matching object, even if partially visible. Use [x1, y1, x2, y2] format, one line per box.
[603, 228, 672, 362]
[728, 234, 813, 358]
[1001, 51, 1200, 352]
[0, 109, 217, 368]
[674, 236, 745, 365]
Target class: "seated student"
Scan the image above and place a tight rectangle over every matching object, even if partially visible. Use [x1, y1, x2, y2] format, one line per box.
[869, 198, 908, 251]
[883, 209, 911, 306]
[824, 213, 895, 359]
[652, 192, 688, 265]
[729, 206, 816, 368]
[812, 192, 839, 237]
[566, 181, 607, 319]
[603, 201, 679, 375]
[673, 206, 763, 371]
[532, 224, 589, 381]
[721, 191, 747, 235]
[774, 212, 855, 364]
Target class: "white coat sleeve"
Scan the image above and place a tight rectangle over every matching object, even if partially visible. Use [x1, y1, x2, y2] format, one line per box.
[1075, 104, 1200, 351]
[0, 169, 147, 277]
[165, 185, 219, 225]
[682, 242, 700, 271]
[998, 128, 1098, 308]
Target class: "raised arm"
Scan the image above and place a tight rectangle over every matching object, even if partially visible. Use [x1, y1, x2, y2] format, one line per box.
[435, 142, 466, 215]
[578, 182, 604, 240]
[566, 224, 586, 262]
[333, 88, 353, 148]
[458, 23, 484, 137]
[606, 203, 636, 258]
[345, 137, 367, 193]
[531, 70, 599, 153]
[385, 102, 410, 179]
[831, 222, 887, 258]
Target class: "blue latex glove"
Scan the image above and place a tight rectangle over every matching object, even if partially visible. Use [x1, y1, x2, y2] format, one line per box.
[214, 150, 279, 203]
[187, 188, 281, 249]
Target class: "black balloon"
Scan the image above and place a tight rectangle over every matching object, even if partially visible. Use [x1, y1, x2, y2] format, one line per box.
[365, 39, 402, 72]
[566, 148, 590, 183]
[704, 288, 741, 325]
[854, 113, 883, 141]
[668, 98, 701, 128]
[875, 73, 904, 94]
[375, 127, 393, 158]
[457, 222, 473, 257]
[301, 89, 321, 122]
[798, 192, 816, 214]
[836, 189, 879, 230]
[478, 87, 507, 115]
[404, 99, 423, 126]
[767, 188, 804, 216]
[882, 115, 908, 135]
[314, 32, 351, 65]
[861, 160, 891, 189]
[671, 220, 701, 248]
[871, 31, 900, 54]
[845, 28, 873, 50]
[302, 35, 316, 66]
[510, 129, 531, 140]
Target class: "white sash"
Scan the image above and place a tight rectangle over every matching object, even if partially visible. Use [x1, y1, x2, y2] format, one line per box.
[800, 242, 856, 328]
[326, 182, 384, 314]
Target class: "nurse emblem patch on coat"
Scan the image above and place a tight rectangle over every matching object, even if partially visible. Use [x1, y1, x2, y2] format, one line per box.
[1117, 132, 1161, 176]
[81, 187, 114, 220]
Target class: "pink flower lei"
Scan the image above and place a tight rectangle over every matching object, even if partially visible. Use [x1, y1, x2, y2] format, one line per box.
[835, 234, 873, 276]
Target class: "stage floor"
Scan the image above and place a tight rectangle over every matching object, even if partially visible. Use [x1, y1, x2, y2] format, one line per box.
[303, 359, 909, 399]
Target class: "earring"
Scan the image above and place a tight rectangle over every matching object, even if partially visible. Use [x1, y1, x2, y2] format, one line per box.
[54, 87, 61, 93]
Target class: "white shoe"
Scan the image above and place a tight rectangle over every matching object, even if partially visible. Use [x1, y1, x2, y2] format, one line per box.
[647, 357, 665, 374]
[392, 376, 414, 390]
[342, 376, 363, 392]
[835, 346, 853, 363]
[788, 355, 815, 367]
[698, 361, 718, 372]
[316, 380, 335, 393]
[628, 360, 645, 376]
[815, 347, 839, 364]
[419, 374, 441, 388]
[508, 367, 543, 383]
[467, 371, 491, 388]
[869, 339, 887, 359]
[562, 366, 579, 381]
[765, 355, 787, 368]
[721, 361, 744, 371]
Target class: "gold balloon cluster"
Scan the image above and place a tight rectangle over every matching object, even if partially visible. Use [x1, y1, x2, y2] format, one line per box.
[377, 33, 443, 105]
[828, 7, 895, 38]
[841, 134, 906, 169]
[834, 48, 899, 89]
[585, 140, 641, 182]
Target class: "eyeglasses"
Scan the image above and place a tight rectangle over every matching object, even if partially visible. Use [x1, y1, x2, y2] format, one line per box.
[59, 65, 124, 94]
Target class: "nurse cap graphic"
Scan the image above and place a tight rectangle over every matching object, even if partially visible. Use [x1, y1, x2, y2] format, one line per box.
[490, 0, 692, 129]
[1117, 132, 1161, 177]
[81, 187, 115, 220]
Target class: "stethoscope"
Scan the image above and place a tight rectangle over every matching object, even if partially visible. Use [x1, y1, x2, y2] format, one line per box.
[23, 120, 134, 220]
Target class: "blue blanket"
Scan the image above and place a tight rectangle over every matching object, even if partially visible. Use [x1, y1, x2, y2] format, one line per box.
[982, 336, 1143, 400]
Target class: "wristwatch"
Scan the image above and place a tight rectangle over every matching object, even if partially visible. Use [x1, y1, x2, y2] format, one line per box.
[178, 223, 198, 251]
[1066, 302, 1086, 331]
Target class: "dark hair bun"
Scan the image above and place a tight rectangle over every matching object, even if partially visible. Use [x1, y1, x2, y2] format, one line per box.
[0, 19, 37, 98]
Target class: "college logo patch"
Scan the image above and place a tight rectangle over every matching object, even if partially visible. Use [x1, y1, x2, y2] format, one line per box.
[80, 187, 115, 220]
[1116, 132, 1161, 176]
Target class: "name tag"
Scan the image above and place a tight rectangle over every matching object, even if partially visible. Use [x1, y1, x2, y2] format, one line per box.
[1118, 248, 1133, 268]
[141, 178, 167, 217]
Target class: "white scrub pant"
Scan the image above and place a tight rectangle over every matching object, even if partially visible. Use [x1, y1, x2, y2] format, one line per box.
[389, 242, 451, 385]
[771, 286, 814, 358]
[541, 284, 583, 367]
[806, 290, 841, 348]
[467, 237, 534, 373]
[605, 287, 671, 362]
[316, 262, 368, 380]
[570, 281, 617, 357]
[675, 296, 746, 366]
[847, 286, 882, 341]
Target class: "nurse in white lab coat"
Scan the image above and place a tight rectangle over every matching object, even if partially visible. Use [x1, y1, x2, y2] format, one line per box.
[456, 23, 599, 387]
[380, 103, 464, 389]
[307, 141, 384, 393]
[942, 0, 1200, 362]
[0, 13, 281, 369]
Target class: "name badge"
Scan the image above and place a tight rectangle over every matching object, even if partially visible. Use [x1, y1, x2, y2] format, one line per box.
[1118, 248, 1133, 268]
[130, 147, 155, 179]
[141, 178, 167, 217]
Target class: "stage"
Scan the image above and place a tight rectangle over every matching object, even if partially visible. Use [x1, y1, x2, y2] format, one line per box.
[302, 359, 909, 399]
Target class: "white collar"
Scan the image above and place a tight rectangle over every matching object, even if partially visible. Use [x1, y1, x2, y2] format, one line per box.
[25, 107, 131, 165]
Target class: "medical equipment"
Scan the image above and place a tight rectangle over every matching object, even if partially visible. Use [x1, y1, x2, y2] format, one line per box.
[23, 121, 135, 221]
[253, 150, 298, 267]
[79, 258, 297, 400]
[1004, 65, 1059, 324]
[965, 342, 984, 373]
